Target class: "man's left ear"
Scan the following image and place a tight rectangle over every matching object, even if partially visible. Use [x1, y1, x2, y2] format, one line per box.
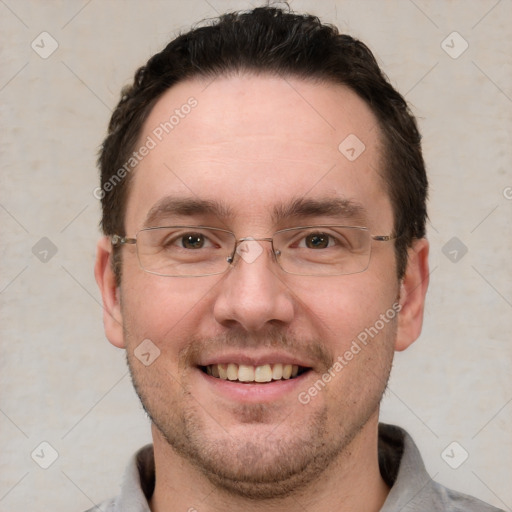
[395, 238, 429, 352]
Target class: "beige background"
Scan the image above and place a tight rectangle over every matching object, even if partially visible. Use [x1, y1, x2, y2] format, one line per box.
[1, 1, 511, 511]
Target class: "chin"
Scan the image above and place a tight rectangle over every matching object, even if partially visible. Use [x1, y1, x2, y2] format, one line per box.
[150, 398, 364, 500]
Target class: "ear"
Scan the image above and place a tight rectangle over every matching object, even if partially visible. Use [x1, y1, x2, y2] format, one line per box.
[94, 236, 125, 348]
[395, 238, 429, 352]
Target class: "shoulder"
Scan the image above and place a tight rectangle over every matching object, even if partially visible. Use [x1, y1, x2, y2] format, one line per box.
[82, 444, 154, 512]
[426, 480, 505, 512]
[378, 424, 506, 512]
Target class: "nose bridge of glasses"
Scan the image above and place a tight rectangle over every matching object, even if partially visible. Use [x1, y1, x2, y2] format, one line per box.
[226, 236, 277, 266]
[237, 236, 274, 244]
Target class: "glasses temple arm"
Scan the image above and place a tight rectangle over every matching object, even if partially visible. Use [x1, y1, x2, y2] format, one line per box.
[111, 235, 137, 246]
[371, 235, 396, 242]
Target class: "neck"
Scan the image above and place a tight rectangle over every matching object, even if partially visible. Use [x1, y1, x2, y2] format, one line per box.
[149, 415, 389, 512]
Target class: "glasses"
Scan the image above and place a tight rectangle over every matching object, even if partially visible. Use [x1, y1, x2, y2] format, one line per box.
[111, 225, 395, 277]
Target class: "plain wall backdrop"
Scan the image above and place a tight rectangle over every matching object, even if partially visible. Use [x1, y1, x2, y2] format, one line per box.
[1, 1, 511, 511]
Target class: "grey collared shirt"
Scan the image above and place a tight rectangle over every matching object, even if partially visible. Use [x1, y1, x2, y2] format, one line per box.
[86, 424, 504, 511]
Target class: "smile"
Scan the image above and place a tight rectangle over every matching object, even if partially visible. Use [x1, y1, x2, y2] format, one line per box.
[200, 363, 309, 383]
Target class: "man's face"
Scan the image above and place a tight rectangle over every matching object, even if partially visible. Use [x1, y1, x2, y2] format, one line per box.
[102, 75, 410, 497]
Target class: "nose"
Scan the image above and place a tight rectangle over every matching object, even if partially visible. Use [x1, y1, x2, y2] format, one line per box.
[213, 239, 295, 332]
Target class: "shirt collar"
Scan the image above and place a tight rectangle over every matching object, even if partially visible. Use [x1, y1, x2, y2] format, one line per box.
[378, 424, 434, 511]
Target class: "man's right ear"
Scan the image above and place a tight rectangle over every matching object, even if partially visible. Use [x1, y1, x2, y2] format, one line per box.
[94, 236, 125, 348]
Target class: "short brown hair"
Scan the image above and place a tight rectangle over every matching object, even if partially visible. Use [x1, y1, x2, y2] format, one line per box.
[98, 6, 428, 280]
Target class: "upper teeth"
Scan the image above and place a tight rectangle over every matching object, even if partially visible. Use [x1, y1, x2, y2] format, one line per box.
[205, 363, 299, 382]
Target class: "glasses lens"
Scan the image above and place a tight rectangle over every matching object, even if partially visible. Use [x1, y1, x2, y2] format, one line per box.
[273, 226, 371, 276]
[136, 227, 235, 276]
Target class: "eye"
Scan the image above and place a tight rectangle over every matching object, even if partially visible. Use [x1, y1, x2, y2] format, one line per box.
[300, 232, 335, 249]
[180, 233, 207, 249]
[161, 231, 216, 250]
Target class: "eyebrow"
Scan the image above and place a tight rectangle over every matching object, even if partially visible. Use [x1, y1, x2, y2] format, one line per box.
[272, 197, 368, 225]
[144, 196, 233, 227]
[143, 195, 368, 228]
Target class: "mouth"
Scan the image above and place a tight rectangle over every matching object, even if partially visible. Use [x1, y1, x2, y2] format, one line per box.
[199, 363, 311, 383]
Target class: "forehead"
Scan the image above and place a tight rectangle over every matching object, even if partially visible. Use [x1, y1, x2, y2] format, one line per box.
[125, 74, 392, 232]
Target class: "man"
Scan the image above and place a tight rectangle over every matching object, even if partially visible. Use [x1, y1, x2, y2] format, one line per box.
[92, 5, 503, 512]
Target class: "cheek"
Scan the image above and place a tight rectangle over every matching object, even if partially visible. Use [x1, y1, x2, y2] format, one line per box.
[311, 280, 398, 405]
[120, 270, 221, 353]
[290, 274, 398, 350]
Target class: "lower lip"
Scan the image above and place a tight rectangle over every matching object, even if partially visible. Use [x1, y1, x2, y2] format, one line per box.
[197, 368, 312, 403]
